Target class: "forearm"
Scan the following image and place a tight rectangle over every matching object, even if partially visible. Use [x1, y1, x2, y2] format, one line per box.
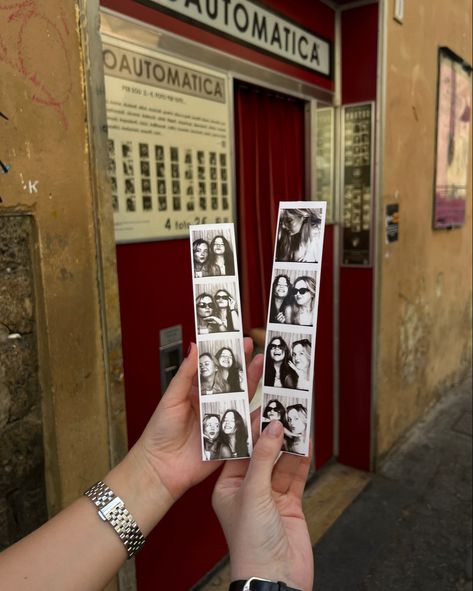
[0, 447, 173, 591]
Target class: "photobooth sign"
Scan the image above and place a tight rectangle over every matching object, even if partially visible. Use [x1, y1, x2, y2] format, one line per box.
[341, 103, 374, 266]
[189, 223, 253, 461]
[433, 47, 471, 229]
[260, 202, 326, 457]
[102, 34, 234, 243]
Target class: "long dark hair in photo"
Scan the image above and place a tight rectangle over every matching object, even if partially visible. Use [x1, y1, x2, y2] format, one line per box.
[219, 409, 249, 457]
[215, 346, 243, 392]
[209, 235, 235, 275]
[276, 208, 322, 262]
[264, 336, 298, 388]
[261, 399, 288, 432]
[269, 274, 293, 323]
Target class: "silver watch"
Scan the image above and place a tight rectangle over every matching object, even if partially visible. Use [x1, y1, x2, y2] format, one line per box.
[84, 480, 145, 559]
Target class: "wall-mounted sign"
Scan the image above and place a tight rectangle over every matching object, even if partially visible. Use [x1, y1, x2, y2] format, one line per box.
[315, 106, 335, 223]
[341, 102, 374, 266]
[102, 34, 234, 243]
[386, 203, 399, 243]
[433, 47, 471, 229]
[137, 0, 331, 77]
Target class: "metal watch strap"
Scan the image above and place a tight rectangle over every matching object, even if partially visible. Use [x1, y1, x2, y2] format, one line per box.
[84, 480, 145, 559]
[229, 578, 303, 591]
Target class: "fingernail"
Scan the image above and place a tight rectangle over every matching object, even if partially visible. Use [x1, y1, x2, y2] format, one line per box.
[186, 342, 194, 357]
[266, 420, 283, 437]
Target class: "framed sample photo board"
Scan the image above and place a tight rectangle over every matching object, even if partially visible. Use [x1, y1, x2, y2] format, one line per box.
[189, 224, 253, 461]
[341, 102, 374, 266]
[433, 47, 472, 229]
[101, 32, 234, 243]
[260, 202, 327, 458]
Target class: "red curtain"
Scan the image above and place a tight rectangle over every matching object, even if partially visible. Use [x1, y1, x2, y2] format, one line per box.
[234, 82, 306, 333]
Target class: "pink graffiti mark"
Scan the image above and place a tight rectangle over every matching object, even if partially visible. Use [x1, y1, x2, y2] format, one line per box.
[0, 0, 72, 128]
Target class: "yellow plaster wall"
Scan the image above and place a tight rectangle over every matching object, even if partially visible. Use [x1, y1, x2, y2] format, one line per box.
[376, 0, 472, 458]
[0, 1, 118, 511]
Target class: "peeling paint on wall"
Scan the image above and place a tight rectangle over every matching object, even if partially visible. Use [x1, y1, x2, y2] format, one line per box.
[399, 292, 431, 385]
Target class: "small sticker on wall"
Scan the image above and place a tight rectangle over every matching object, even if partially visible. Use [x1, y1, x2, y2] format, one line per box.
[386, 203, 399, 243]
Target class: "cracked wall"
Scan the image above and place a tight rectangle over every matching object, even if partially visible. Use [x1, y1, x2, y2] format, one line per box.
[0, 216, 48, 550]
[376, 0, 472, 459]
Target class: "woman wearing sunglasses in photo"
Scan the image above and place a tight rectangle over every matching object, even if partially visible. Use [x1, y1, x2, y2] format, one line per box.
[264, 336, 298, 389]
[288, 276, 316, 326]
[195, 293, 224, 334]
[213, 289, 240, 332]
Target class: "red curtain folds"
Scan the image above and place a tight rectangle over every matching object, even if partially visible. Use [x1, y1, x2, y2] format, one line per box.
[234, 82, 306, 333]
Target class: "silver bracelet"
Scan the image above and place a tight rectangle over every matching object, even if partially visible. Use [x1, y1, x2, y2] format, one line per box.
[84, 480, 145, 559]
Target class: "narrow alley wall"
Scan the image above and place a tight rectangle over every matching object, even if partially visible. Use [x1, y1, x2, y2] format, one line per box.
[0, 1, 119, 517]
[377, 0, 472, 458]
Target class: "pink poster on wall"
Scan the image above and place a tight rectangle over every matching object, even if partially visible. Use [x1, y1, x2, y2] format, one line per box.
[433, 47, 472, 229]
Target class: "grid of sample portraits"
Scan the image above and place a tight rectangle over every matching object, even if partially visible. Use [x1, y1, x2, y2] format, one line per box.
[107, 139, 230, 215]
[190, 224, 253, 461]
[261, 202, 326, 457]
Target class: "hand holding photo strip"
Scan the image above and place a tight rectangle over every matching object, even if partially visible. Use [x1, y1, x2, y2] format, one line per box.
[261, 201, 326, 457]
[190, 223, 253, 461]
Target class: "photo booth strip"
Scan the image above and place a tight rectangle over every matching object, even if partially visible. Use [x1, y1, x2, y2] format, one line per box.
[260, 201, 327, 458]
[190, 223, 253, 461]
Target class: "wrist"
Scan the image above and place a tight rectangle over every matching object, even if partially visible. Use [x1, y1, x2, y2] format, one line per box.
[230, 564, 301, 591]
[229, 576, 303, 591]
[105, 444, 174, 536]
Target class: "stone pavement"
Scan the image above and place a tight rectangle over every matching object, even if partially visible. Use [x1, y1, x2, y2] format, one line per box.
[314, 373, 472, 591]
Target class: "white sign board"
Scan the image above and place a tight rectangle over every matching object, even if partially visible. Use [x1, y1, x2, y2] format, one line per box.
[102, 34, 234, 242]
[142, 0, 331, 76]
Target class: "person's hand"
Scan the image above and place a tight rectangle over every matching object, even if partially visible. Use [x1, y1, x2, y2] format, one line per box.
[131, 337, 263, 503]
[212, 421, 313, 591]
[203, 315, 225, 330]
[276, 311, 286, 323]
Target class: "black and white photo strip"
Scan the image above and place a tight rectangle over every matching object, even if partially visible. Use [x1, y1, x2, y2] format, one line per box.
[261, 392, 310, 456]
[275, 205, 324, 263]
[264, 330, 313, 392]
[198, 337, 245, 395]
[201, 398, 250, 460]
[194, 281, 241, 335]
[268, 268, 318, 327]
[260, 201, 326, 457]
[190, 223, 253, 461]
[191, 226, 236, 278]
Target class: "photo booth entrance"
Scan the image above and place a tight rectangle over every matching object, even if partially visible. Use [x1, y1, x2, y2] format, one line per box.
[99, 2, 363, 589]
[114, 82, 336, 590]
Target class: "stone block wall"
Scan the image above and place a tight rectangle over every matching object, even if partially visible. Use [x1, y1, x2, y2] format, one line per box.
[0, 215, 48, 550]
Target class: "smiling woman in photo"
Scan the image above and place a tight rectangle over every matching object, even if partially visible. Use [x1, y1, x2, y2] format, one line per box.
[218, 409, 249, 458]
[199, 353, 229, 395]
[215, 346, 243, 392]
[264, 336, 298, 389]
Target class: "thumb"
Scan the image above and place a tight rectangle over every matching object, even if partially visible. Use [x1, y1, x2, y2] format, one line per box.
[244, 420, 284, 496]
